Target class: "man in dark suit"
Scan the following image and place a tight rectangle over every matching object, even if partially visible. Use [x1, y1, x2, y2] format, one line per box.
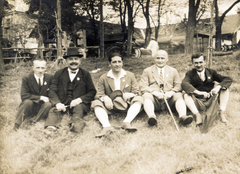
[13, 59, 53, 131]
[44, 47, 96, 134]
[182, 54, 232, 126]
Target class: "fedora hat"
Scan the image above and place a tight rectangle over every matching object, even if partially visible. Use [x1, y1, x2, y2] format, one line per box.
[109, 90, 128, 111]
[63, 47, 83, 59]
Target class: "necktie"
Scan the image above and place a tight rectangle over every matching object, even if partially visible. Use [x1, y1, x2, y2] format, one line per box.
[159, 69, 164, 84]
[38, 78, 42, 90]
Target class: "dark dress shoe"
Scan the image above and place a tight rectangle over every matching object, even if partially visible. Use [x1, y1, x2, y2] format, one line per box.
[179, 115, 193, 125]
[95, 126, 115, 138]
[70, 121, 86, 133]
[148, 116, 157, 126]
[121, 122, 137, 132]
[13, 123, 20, 131]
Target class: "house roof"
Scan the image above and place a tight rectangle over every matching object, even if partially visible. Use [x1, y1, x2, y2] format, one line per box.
[221, 14, 240, 34]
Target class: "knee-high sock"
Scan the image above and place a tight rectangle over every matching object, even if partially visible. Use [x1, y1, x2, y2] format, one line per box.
[143, 98, 156, 118]
[94, 107, 111, 127]
[219, 89, 230, 112]
[184, 94, 199, 115]
[123, 102, 141, 123]
[175, 98, 187, 117]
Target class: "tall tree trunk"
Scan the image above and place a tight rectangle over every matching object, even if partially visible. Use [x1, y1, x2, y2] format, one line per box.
[155, 0, 162, 41]
[0, 0, 4, 74]
[100, 0, 104, 58]
[185, 0, 200, 55]
[119, 0, 127, 32]
[38, 0, 44, 59]
[214, 0, 240, 51]
[56, 0, 62, 59]
[144, 0, 151, 47]
[214, 0, 221, 51]
[126, 0, 133, 57]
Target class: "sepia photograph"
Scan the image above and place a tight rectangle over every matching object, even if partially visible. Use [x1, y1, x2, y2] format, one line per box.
[0, 0, 240, 173]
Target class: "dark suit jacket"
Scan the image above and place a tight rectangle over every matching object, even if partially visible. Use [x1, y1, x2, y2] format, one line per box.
[95, 70, 139, 99]
[181, 68, 232, 94]
[20, 72, 53, 103]
[49, 67, 96, 105]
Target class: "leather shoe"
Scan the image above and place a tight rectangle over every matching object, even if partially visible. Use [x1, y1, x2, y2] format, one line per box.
[121, 122, 137, 132]
[70, 121, 86, 133]
[95, 126, 115, 138]
[179, 115, 193, 125]
[44, 126, 57, 135]
[13, 123, 20, 131]
[148, 116, 157, 126]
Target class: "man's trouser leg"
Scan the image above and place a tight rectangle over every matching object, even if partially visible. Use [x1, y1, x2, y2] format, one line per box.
[44, 107, 63, 128]
[33, 102, 52, 122]
[69, 103, 89, 133]
[15, 99, 34, 127]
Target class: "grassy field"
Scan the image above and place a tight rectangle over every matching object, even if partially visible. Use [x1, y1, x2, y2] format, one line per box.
[0, 52, 240, 174]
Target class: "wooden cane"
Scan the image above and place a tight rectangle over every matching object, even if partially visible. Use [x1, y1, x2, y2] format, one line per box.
[160, 84, 180, 132]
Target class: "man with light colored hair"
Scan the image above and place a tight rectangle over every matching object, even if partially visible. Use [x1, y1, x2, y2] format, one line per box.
[140, 50, 193, 126]
[13, 59, 53, 131]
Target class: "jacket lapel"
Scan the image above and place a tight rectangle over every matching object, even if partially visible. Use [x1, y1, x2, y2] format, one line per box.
[120, 75, 127, 91]
[106, 76, 115, 91]
[152, 65, 161, 86]
[73, 68, 83, 89]
[163, 65, 169, 92]
[61, 69, 70, 94]
[40, 74, 48, 94]
[30, 73, 40, 93]
[194, 69, 204, 83]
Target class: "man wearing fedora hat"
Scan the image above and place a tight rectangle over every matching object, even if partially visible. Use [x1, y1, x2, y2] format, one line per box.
[44, 47, 96, 134]
[92, 52, 143, 138]
[140, 50, 193, 127]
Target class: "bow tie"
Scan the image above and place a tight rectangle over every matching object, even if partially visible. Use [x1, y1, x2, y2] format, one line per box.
[71, 71, 76, 74]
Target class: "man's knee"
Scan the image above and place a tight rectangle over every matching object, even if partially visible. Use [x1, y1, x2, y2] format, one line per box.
[131, 96, 143, 105]
[42, 102, 52, 109]
[172, 93, 183, 101]
[91, 99, 104, 108]
[183, 93, 192, 100]
[142, 92, 154, 101]
[20, 99, 34, 108]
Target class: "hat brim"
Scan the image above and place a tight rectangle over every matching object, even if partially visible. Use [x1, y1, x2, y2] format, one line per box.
[110, 90, 123, 100]
[113, 97, 128, 111]
[63, 55, 83, 59]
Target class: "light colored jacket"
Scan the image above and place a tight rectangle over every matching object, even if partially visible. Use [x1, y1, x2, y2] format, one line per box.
[95, 70, 139, 99]
[139, 65, 181, 94]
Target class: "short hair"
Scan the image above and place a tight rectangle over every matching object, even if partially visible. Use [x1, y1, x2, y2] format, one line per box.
[108, 51, 123, 62]
[191, 53, 206, 62]
[155, 50, 168, 58]
[33, 58, 46, 64]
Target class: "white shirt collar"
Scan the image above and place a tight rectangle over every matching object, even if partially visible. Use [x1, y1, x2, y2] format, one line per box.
[68, 68, 79, 74]
[107, 69, 126, 79]
[197, 68, 205, 75]
[156, 66, 165, 74]
[34, 74, 44, 85]
[34, 74, 43, 80]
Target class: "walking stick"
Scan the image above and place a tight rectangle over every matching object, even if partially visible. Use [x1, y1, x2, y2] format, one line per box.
[160, 84, 180, 132]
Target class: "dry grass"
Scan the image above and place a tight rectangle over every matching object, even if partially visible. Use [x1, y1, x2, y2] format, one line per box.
[0, 53, 240, 174]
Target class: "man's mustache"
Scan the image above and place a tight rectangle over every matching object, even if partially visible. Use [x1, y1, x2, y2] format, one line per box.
[70, 63, 78, 65]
